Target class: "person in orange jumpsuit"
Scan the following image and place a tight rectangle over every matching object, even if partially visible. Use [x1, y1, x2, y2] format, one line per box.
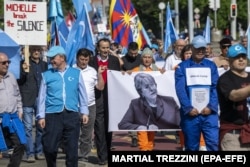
[131, 47, 164, 151]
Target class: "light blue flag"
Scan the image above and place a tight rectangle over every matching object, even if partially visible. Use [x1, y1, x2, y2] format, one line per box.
[65, 3, 95, 66]
[73, 0, 92, 17]
[9, 52, 21, 79]
[141, 26, 152, 48]
[58, 21, 69, 49]
[164, 2, 179, 54]
[247, 24, 250, 60]
[0, 29, 20, 79]
[48, 0, 64, 25]
[245, 24, 250, 36]
[203, 16, 211, 44]
[49, 21, 60, 47]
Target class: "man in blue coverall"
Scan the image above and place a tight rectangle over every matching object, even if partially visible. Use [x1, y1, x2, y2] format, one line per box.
[175, 35, 219, 151]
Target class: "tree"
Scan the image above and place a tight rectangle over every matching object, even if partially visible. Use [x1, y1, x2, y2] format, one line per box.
[136, 0, 248, 39]
[0, 0, 249, 39]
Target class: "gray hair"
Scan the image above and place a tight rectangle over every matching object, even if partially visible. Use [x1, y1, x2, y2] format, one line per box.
[134, 73, 156, 96]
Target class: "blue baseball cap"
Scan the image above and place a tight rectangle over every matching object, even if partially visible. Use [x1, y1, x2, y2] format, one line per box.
[191, 35, 207, 48]
[227, 44, 247, 58]
[47, 46, 66, 58]
[151, 44, 159, 50]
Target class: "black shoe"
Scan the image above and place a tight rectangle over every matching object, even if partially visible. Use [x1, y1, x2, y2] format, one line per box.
[99, 160, 107, 165]
[79, 157, 88, 162]
[131, 138, 138, 147]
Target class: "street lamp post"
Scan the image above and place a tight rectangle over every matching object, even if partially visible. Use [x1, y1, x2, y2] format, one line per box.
[158, 2, 166, 41]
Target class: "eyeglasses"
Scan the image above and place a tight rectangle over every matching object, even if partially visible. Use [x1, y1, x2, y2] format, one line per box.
[0, 60, 11, 65]
[31, 48, 41, 52]
[221, 45, 231, 49]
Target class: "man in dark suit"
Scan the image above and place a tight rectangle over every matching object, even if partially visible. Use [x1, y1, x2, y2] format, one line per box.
[89, 38, 121, 165]
[18, 45, 48, 162]
[118, 73, 180, 130]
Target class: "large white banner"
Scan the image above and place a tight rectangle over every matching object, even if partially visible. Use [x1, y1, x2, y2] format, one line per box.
[108, 70, 180, 132]
[4, 0, 47, 45]
[107, 68, 243, 132]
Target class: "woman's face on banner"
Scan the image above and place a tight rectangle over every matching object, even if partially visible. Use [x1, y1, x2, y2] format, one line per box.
[141, 81, 157, 99]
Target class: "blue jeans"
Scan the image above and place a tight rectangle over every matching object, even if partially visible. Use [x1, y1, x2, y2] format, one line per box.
[23, 105, 43, 157]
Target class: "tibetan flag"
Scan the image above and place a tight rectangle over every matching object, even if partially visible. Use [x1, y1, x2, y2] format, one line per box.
[109, 0, 149, 49]
[203, 16, 211, 44]
[163, 2, 178, 54]
[65, 3, 95, 66]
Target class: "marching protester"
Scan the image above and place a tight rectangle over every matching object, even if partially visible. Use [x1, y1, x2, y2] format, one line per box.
[18, 45, 47, 162]
[177, 44, 207, 151]
[73, 48, 105, 162]
[0, 52, 26, 167]
[36, 46, 89, 167]
[121, 41, 141, 147]
[89, 38, 121, 165]
[205, 44, 217, 60]
[217, 44, 250, 150]
[213, 37, 232, 70]
[120, 48, 167, 151]
[121, 42, 141, 72]
[240, 36, 247, 49]
[175, 35, 219, 151]
[164, 39, 187, 70]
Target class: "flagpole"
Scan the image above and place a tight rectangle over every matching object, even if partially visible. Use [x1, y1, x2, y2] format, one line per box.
[158, 2, 166, 42]
[188, 0, 194, 42]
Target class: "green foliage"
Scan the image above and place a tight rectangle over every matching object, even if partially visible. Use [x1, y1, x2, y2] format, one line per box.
[0, 0, 249, 38]
[132, 0, 249, 39]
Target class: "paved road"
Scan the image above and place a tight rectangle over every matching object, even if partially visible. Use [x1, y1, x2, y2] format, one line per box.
[0, 131, 178, 166]
[1, 41, 226, 166]
[0, 151, 105, 167]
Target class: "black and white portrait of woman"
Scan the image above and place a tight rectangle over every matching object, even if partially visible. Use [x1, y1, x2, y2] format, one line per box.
[118, 73, 180, 130]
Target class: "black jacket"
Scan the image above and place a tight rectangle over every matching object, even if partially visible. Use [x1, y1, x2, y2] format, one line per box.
[17, 58, 48, 107]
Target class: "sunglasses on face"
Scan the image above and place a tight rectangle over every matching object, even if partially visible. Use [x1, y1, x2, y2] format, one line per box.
[0, 60, 11, 65]
[221, 45, 231, 49]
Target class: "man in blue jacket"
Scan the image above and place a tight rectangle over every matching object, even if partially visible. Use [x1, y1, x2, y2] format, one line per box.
[36, 46, 89, 167]
[175, 35, 219, 151]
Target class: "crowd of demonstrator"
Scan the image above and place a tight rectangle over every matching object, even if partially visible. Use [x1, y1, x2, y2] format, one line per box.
[0, 33, 250, 167]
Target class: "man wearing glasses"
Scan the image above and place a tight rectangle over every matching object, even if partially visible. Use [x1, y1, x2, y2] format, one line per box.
[175, 35, 219, 151]
[213, 37, 232, 70]
[0, 52, 26, 166]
